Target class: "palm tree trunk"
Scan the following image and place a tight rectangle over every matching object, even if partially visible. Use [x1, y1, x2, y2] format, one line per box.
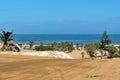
[1, 41, 8, 51]
[4, 41, 7, 45]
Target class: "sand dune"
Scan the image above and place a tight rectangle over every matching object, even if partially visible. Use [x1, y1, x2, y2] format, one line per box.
[0, 54, 119, 80]
[0, 51, 72, 59]
[69, 50, 89, 59]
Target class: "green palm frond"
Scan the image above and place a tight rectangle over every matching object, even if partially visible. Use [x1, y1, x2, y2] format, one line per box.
[0, 30, 14, 44]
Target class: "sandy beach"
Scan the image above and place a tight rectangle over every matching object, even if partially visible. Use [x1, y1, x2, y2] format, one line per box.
[0, 54, 119, 80]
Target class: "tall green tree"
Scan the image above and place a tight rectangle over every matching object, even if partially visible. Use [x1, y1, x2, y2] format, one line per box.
[100, 31, 111, 58]
[100, 31, 111, 50]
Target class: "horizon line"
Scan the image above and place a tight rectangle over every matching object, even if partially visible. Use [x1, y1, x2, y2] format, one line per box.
[14, 33, 120, 35]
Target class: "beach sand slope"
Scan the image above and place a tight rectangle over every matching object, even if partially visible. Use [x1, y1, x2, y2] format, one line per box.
[0, 55, 119, 80]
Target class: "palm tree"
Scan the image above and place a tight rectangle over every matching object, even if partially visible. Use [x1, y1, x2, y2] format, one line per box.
[0, 30, 14, 50]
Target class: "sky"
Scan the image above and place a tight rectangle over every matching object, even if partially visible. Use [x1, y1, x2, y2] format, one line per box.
[0, 0, 120, 34]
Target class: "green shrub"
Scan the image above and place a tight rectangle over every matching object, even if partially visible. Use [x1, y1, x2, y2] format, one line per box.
[89, 53, 95, 58]
[106, 46, 118, 54]
[107, 53, 114, 58]
[34, 42, 74, 52]
[114, 54, 120, 58]
[106, 46, 118, 58]
[35, 46, 40, 51]
[85, 44, 97, 58]
[108, 53, 120, 59]
[68, 42, 74, 52]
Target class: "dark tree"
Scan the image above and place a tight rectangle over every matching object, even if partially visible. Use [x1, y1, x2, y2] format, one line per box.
[100, 31, 111, 58]
[0, 30, 13, 45]
[0, 30, 14, 50]
[100, 31, 111, 50]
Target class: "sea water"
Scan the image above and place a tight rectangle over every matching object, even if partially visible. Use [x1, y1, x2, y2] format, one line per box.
[10, 34, 120, 45]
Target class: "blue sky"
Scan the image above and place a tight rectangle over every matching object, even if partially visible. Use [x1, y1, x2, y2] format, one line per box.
[0, 0, 120, 34]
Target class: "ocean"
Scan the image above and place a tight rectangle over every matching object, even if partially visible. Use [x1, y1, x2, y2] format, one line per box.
[9, 34, 120, 45]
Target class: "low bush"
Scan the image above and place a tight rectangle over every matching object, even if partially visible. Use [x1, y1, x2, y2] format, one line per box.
[35, 42, 74, 52]
[108, 53, 120, 59]
[89, 53, 95, 58]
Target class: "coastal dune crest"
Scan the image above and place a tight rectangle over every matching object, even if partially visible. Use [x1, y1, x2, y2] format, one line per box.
[0, 51, 73, 59]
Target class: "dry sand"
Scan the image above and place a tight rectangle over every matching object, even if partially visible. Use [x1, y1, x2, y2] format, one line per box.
[0, 44, 3, 49]
[69, 50, 89, 59]
[0, 54, 119, 80]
